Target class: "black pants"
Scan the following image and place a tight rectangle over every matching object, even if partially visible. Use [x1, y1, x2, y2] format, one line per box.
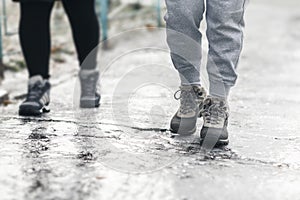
[19, 0, 100, 79]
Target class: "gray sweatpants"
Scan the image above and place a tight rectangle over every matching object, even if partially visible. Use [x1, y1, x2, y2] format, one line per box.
[165, 0, 247, 98]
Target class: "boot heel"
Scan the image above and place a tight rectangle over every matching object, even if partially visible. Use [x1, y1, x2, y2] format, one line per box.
[42, 106, 50, 113]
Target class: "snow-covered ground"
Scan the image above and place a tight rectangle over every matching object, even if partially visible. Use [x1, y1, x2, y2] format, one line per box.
[1, 1, 300, 200]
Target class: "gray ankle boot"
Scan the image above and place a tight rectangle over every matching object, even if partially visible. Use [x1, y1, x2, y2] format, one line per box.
[19, 75, 51, 116]
[79, 69, 101, 108]
[200, 96, 229, 146]
[170, 85, 207, 135]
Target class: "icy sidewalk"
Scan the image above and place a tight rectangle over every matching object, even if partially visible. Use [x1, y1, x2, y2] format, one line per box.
[1, 1, 300, 200]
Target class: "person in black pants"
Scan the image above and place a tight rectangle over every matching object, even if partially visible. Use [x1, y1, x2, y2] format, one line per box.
[15, 0, 101, 116]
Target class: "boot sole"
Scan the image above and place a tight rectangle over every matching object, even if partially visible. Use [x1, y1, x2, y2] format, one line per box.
[19, 106, 50, 116]
[80, 100, 100, 108]
[170, 126, 196, 135]
[200, 137, 229, 147]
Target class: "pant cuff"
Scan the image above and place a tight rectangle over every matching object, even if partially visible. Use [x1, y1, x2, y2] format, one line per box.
[209, 83, 231, 100]
[178, 70, 200, 86]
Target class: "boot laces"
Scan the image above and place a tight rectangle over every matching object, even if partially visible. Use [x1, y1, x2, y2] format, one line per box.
[27, 83, 44, 101]
[174, 88, 197, 115]
[201, 99, 227, 125]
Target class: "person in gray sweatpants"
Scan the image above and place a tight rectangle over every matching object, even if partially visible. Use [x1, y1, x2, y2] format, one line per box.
[167, 0, 247, 146]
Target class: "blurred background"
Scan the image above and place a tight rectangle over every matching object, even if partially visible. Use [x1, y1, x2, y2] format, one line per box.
[0, 0, 165, 102]
[0, 1, 163, 76]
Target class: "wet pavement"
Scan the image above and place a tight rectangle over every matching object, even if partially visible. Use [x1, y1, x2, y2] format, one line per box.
[1, 1, 300, 200]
